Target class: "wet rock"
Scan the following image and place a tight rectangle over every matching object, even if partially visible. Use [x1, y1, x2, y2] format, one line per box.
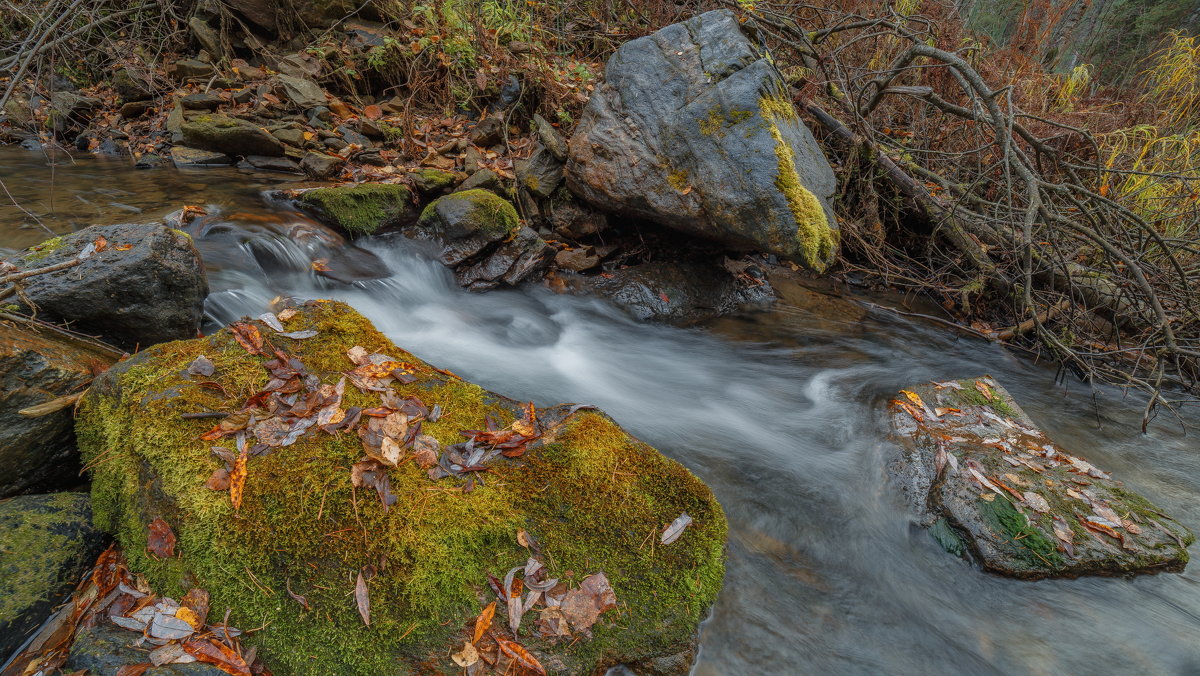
[515, 145, 563, 198]
[413, 189, 520, 266]
[299, 151, 344, 180]
[458, 168, 502, 193]
[49, 91, 100, 134]
[548, 200, 608, 240]
[455, 226, 553, 290]
[589, 260, 774, 323]
[353, 150, 388, 167]
[554, 246, 600, 271]
[358, 117, 385, 139]
[231, 59, 267, 81]
[0, 322, 116, 497]
[532, 113, 567, 161]
[566, 9, 839, 271]
[271, 127, 306, 147]
[889, 377, 1194, 579]
[0, 493, 108, 659]
[10, 223, 208, 351]
[292, 183, 416, 236]
[241, 155, 301, 173]
[408, 167, 459, 194]
[169, 59, 214, 81]
[77, 300, 726, 675]
[181, 114, 284, 157]
[170, 145, 232, 167]
[65, 623, 226, 675]
[469, 115, 504, 147]
[110, 68, 156, 103]
[322, 136, 348, 151]
[230, 88, 254, 105]
[118, 100, 152, 119]
[276, 74, 327, 109]
[274, 53, 321, 80]
[188, 16, 223, 61]
[134, 153, 168, 169]
[179, 92, 222, 111]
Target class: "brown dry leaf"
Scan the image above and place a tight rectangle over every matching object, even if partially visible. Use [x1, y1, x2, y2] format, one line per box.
[894, 399, 923, 421]
[512, 401, 538, 437]
[516, 528, 533, 549]
[229, 448, 248, 511]
[205, 467, 231, 491]
[934, 407, 962, 416]
[355, 570, 370, 626]
[93, 235, 108, 253]
[146, 518, 176, 558]
[180, 588, 210, 627]
[114, 243, 134, 251]
[230, 322, 264, 355]
[181, 638, 251, 676]
[278, 308, 298, 322]
[1023, 491, 1051, 513]
[116, 665, 153, 676]
[363, 104, 383, 120]
[311, 259, 332, 272]
[347, 345, 370, 365]
[560, 572, 617, 633]
[974, 379, 994, 401]
[451, 641, 479, 667]
[495, 638, 545, 675]
[1052, 516, 1076, 556]
[472, 601, 496, 644]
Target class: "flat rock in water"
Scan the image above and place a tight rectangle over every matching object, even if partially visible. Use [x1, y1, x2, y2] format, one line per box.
[0, 322, 117, 497]
[10, 223, 208, 351]
[566, 9, 838, 271]
[181, 114, 284, 157]
[170, 145, 232, 167]
[889, 377, 1194, 578]
[0, 493, 108, 659]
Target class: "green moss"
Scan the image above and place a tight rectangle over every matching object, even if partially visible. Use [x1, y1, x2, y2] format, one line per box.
[697, 106, 755, 138]
[758, 93, 837, 273]
[22, 236, 65, 263]
[297, 183, 414, 236]
[977, 496, 1063, 568]
[928, 517, 966, 557]
[0, 493, 93, 624]
[667, 169, 690, 192]
[78, 301, 725, 674]
[953, 380, 1020, 418]
[408, 167, 458, 194]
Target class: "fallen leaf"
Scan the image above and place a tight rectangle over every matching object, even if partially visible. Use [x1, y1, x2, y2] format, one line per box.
[146, 518, 176, 558]
[934, 407, 961, 416]
[149, 642, 191, 666]
[205, 467, 231, 490]
[451, 641, 479, 667]
[660, 513, 692, 545]
[900, 389, 926, 410]
[1023, 491, 1051, 513]
[286, 579, 311, 610]
[229, 447, 248, 511]
[149, 612, 195, 640]
[278, 308, 298, 321]
[355, 570, 370, 626]
[495, 638, 545, 675]
[974, 379, 994, 401]
[560, 572, 617, 633]
[311, 259, 331, 272]
[472, 601, 496, 644]
[230, 322, 264, 355]
[278, 330, 318, 339]
[182, 638, 251, 676]
[256, 312, 284, 332]
[114, 243, 134, 251]
[187, 355, 215, 377]
[116, 665, 153, 676]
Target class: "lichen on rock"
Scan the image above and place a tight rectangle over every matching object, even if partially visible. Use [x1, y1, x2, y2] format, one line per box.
[77, 301, 727, 674]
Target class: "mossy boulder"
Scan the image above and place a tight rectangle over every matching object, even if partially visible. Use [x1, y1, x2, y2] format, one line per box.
[181, 114, 285, 157]
[0, 493, 109, 658]
[77, 301, 727, 674]
[566, 9, 839, 271]
[407, 167, 459, 195]
[889, 377, 1193, 579]
[294, 183, 417, 236]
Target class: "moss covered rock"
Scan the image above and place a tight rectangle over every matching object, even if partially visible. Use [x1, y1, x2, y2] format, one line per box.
[295, 183, 417, 236]
[889, 377, 1193, 579]
[0, 493, 108, 658]
[181, 114, 284, 157]
[407, 167, 459, 195]
[566, 9, 838, 271]
[77, 301, 726, 674]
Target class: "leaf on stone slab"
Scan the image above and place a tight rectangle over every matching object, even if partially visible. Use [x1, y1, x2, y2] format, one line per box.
[934, 407, 961, 416]
[146, 518, 176, 558]
[149, 612, 195, 640]
[1052, 516, 1076, 556]
[111, 615, 149, 632]
[355, 571, 370, 626]
[149, 642, 190, 666]
[495, 638, 545, 676]
[894, 399, 923, 421]
[182, 638, 251, 676]
[900, 390, 926, 410]
[472, 601, 496, 644]
[116, 664, 152, 676]
[451, 641, 479, 667]
[1023, 491, 1050, 513]
[660, 512, 692, 545]
[256, 312, 284, 332]
[974, 379, 994, 401]
[187, 355, 216, 377]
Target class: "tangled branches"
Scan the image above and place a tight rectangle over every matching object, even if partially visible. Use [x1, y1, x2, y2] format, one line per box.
[740, 2, 1200, 424]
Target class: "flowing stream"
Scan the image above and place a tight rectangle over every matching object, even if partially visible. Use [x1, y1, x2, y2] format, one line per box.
[3, 149, 1200, 675]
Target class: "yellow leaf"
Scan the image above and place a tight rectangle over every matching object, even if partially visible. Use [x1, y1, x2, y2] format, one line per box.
[901, 390, 925, 409]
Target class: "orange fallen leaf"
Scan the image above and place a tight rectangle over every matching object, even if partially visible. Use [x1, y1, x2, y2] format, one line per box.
[496, 638, 545, 675]
[900, 390, 925, 410]
[230, 322, 264, 355]
[229, 448, 248, 511]
[114, 243, 134, 251]
[182, 638, 251, 676]
[472, 601, 496, 644]
[974, 379, 994, 402]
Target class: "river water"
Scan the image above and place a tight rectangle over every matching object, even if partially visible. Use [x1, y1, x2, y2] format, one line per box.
[3, 149, 1199, 675]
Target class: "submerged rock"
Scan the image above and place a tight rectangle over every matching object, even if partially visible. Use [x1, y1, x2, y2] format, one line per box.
[566, 9, 839, 271]
[181, 114, 284, 157]
[0, 321, 117, 498]
[77, 301, 726, 675]
[292, 183, 416, 236]
[889, 377, 1193, 578]
[0, 493, 108, 659]
[588, 260, 773, 324]
[10, 223, 208, 351]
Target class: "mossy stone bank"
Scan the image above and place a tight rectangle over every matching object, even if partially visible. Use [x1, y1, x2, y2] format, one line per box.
[889, 377, 1193, 578]
[77, 301, 727, 674]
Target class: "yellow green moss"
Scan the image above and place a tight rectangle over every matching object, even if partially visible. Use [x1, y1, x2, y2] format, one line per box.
[21, 236, 65, 263]
[697, 106, 754, 138]
[298, 184, 415, 236]
[759, 93, 837, 273]
[667, 169, 690, 192]
[0, 493, 96, 625]
[417, 189, 519, 239]
[78, 301, 726, 675]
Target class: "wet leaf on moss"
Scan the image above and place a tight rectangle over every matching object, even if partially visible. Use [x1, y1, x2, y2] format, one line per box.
[256, 312, 284, 332]
[451, 641, 480, 667]
[230, 321, 264, 355]
[187, 355, 215, 377]
[495, 638, 545, 675]
[355, 570, 370, 626]
[278, 329, 318, 339]
[661, 513, 692, 545]
[146, 518, 176, 558]
[229, 444, 248, 511]
[560, 572, 617, 633]
[974, 379, 994, 401]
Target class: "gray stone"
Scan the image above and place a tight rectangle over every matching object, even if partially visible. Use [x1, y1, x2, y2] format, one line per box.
[10, 223, 209, 351]
[0, 322, 116, 498]
[566, 9, 839, 271]
[589, 259, 774, 324]
[548, 200, 607, 239]
[889, 377, 1194, 579]
[515, 145, 563, 198]
[458, 168, 502, 193]
[179, 92, 223, 110]
[134, 153, 167, 169]
[532, 113, 567, 161]
[170, 145, 232, 167]
[271, 127, 307, 147]
[188, 16, 223, 60]
[66, 623, 226, 675]
[181, 114, 284, 157]
[110, 68, 155, 103]
[336, 123, 371, 148]
[244, 155, 301, 173]
[170, 59, 214, 80]
[277, 74, 327, 109]
[0, 493, 108, 658]
[299, 152, 344, 180]
[118, 100, 152, 118]
[554, 246, 600, 271]
[165, 101, 184, 143]
[469, 115, 504, 147]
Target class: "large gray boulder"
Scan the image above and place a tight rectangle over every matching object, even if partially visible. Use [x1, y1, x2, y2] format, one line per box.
[0, 493, 108, 659]
[0, 321, 117, 498]
[181, 114, 285, 157]
[10, 224, 209, 351]
[889, 377, 1193, 579]
[567, 9, 838, 271]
